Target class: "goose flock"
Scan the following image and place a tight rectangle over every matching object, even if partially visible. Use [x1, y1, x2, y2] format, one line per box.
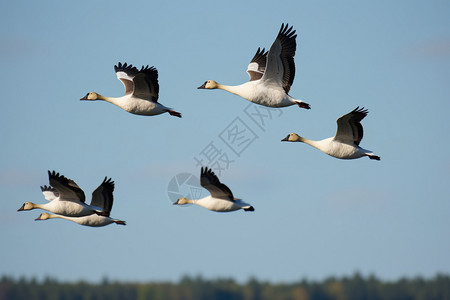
[19, 23, 379, 226]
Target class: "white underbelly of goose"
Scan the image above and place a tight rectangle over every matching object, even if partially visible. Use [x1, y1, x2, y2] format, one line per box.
[64, 214, 117, 227]
[324, 140, 368, 159]
[249, 88, 294, 107]
[35, 212, 126, 227]
[112, 96, 170, 116]
[196, 197, 242, 212]
[220, 82, 295, 108]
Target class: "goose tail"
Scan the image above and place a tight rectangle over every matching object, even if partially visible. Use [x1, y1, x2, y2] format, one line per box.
[168, 110, 182, 118]
[368, 154, 380, 160]
[294, 100, 311, 110]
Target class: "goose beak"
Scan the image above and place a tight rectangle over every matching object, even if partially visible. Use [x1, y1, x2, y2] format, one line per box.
[35, 215, 42, 221]
[197, 83, 206, 89]
[80, 95, 88, 100]
[17, 204, 25, 211]
[281, 135, 289, 142]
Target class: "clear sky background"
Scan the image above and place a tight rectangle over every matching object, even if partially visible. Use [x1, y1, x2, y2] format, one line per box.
[1, 0, 449, 283]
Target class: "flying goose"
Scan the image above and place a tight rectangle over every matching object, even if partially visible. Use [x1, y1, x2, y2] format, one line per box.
[173, 167, 254, 212]
[35, 177, 126, 227]
[18, 171, 108, 217]
[81, 62, 181, 117]
[198, 23, 310, 109]
[282, 107, 380, 160]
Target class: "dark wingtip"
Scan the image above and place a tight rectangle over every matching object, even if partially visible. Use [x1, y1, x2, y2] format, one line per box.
[40, 185, 55, 192]
[352, 106, 369, 115]
[48, 170, 62, 180]
[102, 176, 114, 185]
[279, 23, 296, 38]
[202, 166, 213, 176]
[114, 62, 140, 75]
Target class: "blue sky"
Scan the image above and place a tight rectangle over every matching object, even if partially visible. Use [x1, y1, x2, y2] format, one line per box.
[1, 0, 449, 283]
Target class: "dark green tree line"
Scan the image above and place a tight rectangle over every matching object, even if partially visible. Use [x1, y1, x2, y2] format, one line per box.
[1, 273, 449, 300]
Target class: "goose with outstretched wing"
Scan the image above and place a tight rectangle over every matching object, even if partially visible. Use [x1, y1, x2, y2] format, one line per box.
[282, 107, 380, 160]
[198, 23, 310, 110]
[81, 62, 181, 118]
[173, 167, 254, 212]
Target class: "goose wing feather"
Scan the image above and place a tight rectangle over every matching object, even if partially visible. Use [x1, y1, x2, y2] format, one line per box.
[48, 171, 86, 203]
[115, 62, 139, 95]
[40, 185, 59, 201]
[200, 167, 234, 200]
[246, 47, 268, 81]
[131, 65, 159, 101]
[261, 23, 297, 93]
[90, 177, 115, 217]
[335, 107, 368, 146]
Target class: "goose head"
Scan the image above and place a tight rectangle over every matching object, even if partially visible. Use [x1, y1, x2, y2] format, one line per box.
[35, 212, 51, 221]
[17, 202, 34, 211]
[281, 133, 302, 142]
[198, 80, 219, 89]
[173, 197, 190, 205]
[80, 92, 100, 101]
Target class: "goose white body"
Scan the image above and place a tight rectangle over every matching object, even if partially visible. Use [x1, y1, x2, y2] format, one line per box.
[97, 94, 173, 116]
[213, 81, 296, 108]
[302, 137, 376, 160]
[187, 196, 253, 212]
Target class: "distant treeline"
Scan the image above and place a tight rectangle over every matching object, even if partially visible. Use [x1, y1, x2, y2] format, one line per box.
[1, 273, 450, 300]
